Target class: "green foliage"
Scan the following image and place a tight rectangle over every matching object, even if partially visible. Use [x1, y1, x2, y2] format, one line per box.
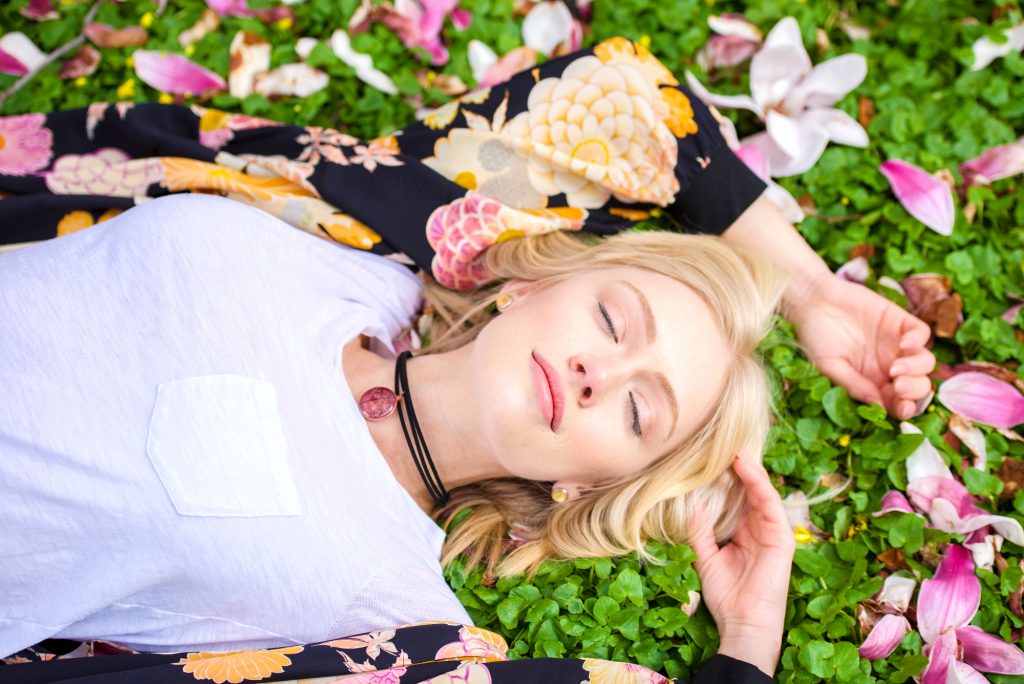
[4, 0, 1024, 681]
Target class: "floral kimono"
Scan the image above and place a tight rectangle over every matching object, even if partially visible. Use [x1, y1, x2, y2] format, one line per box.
[0, 37, 765, 291]
[2, 621, 770, 684]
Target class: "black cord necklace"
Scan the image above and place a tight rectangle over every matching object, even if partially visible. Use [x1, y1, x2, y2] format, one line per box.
[394, 351, 449, 508]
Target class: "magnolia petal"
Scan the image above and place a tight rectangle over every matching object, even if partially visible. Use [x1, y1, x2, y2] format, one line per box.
[467, 39, 496, 84]
[680, 590, 702, 617]
[522, 0, 575, 57]
[0, 47, 28, 76]
[958, 513, 1024, 546]
[295, 37, 318, 60]
[684, 71, 762, 117]
[879, 159, 955, 236]
[917, 544, 980, 644]
[59, 45, 100, 79]
[697, 34, 760, 71]
[948, 413, 988, 470]
[810, 107, 869, 147]
[957, 625, 1024, 674]
[734, 143, 769, 181]
[878, 575, 917, 613]
[761, 16, 811, 72]
[765, 180, 805, 222]
[946, 661, 990, 684]
[84, 23, 149, 48]
[938, 371, 1024, 430]
[1004, 303, 1023, 325]
[756, 110, 830, 176]
[0, 32, 47, 73]
[783, 53, 867, 113]
[902, 422, 954, 482]
[179, 9, 220, 48]
[206, 0, 253, 17]
[961, 137, 1024, 186]
[922, 630, 958, 684]
[228, 31, 270, 99]
[133, 50, 226, 95]
[450, 8, 472, 30]
[964, 534, 999, 572]
[970, 23, 1024, 71]
[859, 613, 911, 660]
[875, 490, 917, 516]
[908, 476, 985, 520]
[750, 43, 809, 110]
[708, 13, 763, 42]
[878, 276, 907, 296]
[21, 0, 59, 21]
[418, 0, 458, 42]
[255, 62, 329, 98]
[836, 256, 870, 284]
[782, 490, 827, 538]
[330, 30, 398, 95]
[480, 46, 536, 88]
[765, 109, 804, 160]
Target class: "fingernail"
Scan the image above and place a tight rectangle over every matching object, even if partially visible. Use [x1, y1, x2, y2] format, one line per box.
[890, 363, 907, 375]
[899, 337, 915, 350]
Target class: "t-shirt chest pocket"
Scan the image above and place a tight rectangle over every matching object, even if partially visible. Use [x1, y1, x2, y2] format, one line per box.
[146, 375, 302, 517]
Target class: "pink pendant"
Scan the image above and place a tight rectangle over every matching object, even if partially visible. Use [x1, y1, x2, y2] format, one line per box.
[359, 386, 398, 421]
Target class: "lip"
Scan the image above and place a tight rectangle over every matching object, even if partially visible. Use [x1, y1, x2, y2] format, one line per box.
[531, 351, 565, 432]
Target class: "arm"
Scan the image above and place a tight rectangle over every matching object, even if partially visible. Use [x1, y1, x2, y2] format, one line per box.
[721, 194, 936, 419]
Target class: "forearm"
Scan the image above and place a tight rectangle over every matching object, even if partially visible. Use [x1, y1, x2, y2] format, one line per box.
[716, 626, 783, 678]
[720, 193, 832, 321]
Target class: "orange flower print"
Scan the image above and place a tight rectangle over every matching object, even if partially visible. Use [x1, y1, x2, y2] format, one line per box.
[661, 88, 698, 138]
[57, 210, 95, 237]
[174, 646, 303, 683]
[434, 626, 508, 662]
[581, 659, 671, 684]
[319, 629, 399, 659]
[160, 158, 314, 202]
[593, 37, 678, 88]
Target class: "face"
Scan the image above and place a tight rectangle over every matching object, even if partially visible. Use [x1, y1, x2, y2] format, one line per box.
[465, 266, 732, 486]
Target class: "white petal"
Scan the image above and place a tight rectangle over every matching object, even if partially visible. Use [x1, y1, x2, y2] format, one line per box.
[762, 109, 830, 176]
[684, 71, 762, 116]
[804, 107, 869, 147]
[750, 44, 808, 109]
[964, 535, 999, 572]
[783, 53, 867, 112]
[294, 37, 318, 60]
[0, 32, 47, 71]
[330, 29, 397, 95]
[766, 109, 804, 159]
[467, 39, 496, 84]
[763, 16, 810, 60]
[765, 181, 805, 222]
[708, 14, 763, 42]
[878, 575, 917, 613]
[521, 0, 574, 57]
[901, 421, 955, 482]
[970, 23, 1024, 71]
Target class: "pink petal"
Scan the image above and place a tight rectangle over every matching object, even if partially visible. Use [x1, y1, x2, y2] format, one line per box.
[1003, 303, 1023, 325]
[874, 490, 917, 516]
[418, 0, 458, 43]
[917, 545, 980, 644]
[957, 626, 1024, 674]
[0, 32, 47, 73]
[961, 137, 1024, 186]
[84, 23, 149, 49]
[947, 661, 991, 684]
[949, 413, 988, 470]
[938, 371, 1024, 429]
[20, 0, 59, 21]
[750, 43, 810, 110]
[879, 159, 955, 236]
[59, 45, 100, 79]
[908, 476, 985, 520]
[878, 575, 917, 613]
[733, 144, 769, 181]
[836, 256, 870, 284]
[697, 34, 760, 71]
[707, 13, 763, 42]
[902, 421, 955, 482]
[205, 0, 253, 17]
[132, 50, 226, 95]
[480, 47, 536, 88]
[254, 63, 330, 98]
[859, 614, 912, 660]
[922, 630, 958, 684]
[0, 47, 28, 76]
[450, 8, 472, 30]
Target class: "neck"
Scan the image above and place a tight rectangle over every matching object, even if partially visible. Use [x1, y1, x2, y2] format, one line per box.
[343, 337, 507, 514]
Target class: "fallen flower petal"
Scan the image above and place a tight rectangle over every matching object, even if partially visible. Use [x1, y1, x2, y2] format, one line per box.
[902, 422, 954, 482]
[522, 0, 579, 57]
[948, 413, 988, 470]
[836, 255, 870, 284]
[938, 371, 1024, 429]
[0, 47, 28, 76]
[964, 532, 1000, 572]
[59, 45, 100, 79]
[229, 31, 270, 99]
[874, 490, 916, 516]
[21, 0, 59, 21]
[782, 490, 827, 539]
[697, 34, 760, 71]
[295, 37, 318, 60]
[956, 625, 1024, 674]
[916, 544, 980, 645]
[878, 575, 917, 613]
[961, 136, 1024, 186]
[859, 613, 911, 660]
[970, 23, 1024, 71]
[478, 46, 535, 88]
[179, 9, 220, 48]
[922, 629, 958, 684]
[901, 273, 963, 338]
[255, 62, 329, 98]
[946, 661, 990, 684]
[206, 0, 253, 17]
[84, 23, 149, 48]
[133, 50, 227, 95]
[0, 32, 47, 74]
[467, 38, 496, 84]
[330, 30, 398, 95]
[680, 590, 701, 617]
[1004, 302, 1022, 325]
[708, 13, 763, 42]
[879, 159, 955, 236]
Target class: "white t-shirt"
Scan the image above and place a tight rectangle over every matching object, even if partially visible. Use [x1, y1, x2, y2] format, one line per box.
[0, 194, 471, 656]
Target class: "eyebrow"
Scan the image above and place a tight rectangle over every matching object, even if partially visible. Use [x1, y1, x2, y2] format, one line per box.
[615, 280, 680, 440]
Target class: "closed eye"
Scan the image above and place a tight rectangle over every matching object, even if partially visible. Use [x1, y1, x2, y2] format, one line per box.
[599, 302, 618, 344]
[629, 392, 642, 439]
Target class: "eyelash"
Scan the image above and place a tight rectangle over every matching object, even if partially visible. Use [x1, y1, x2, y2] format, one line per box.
[598, 302, 643, 440]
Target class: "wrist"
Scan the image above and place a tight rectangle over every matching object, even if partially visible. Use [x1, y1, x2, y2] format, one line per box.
[718, 623, 783, 677]
[780, 268, 833, 325]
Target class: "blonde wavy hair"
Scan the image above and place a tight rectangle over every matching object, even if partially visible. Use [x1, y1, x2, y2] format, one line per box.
[419, 229, 788, 577]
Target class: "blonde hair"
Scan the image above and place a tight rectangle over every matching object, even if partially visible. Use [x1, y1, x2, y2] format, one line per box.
[420, 229, 788, 577]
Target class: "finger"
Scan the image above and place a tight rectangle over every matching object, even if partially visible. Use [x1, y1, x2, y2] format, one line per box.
[688, 502, 721, 570]
[731, 457, 787, 521]
[892, 374, 934, 401]
[898, 316, 932, 351]
[889, 349, 937, 377]
[816, 356, 885, 406]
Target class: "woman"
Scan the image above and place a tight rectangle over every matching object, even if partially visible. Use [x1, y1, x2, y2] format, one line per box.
[0, 38, 935, 678]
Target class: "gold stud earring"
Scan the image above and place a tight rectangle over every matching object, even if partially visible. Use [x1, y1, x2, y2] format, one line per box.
[495, 293, 513, 311]
[551, 487, 568, 503]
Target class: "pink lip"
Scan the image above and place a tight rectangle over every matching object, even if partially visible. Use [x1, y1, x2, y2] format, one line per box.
[531, 351, 565, 432]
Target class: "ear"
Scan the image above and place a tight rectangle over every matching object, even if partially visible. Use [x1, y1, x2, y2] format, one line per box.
[552, 481, 587, 503]
[498, 278, 533, 297]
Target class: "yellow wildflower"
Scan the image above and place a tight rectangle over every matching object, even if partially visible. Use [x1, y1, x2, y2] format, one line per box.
[126, 55, 134, 68]
[638, 35, 651, 49]
[793, 526, 816, 544]
[185, 44, 195, 57]
[140, 11, 154, 28]
[117, 79, 137, 99]
[838, 434, 851, 447]
[74, 76, 87, 87]
[275, 17, 293, 31]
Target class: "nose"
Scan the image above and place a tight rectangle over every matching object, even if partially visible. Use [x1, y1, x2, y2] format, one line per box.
[568, 354, 617, 407]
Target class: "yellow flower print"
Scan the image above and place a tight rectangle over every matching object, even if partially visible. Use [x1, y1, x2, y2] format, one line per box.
[370, 135, 400, 153]
[98, 208, 123, 223]
[581, 659, 670, 684]
[459, 87, 491, 105]
[422, 100, 460, 130]
[434, 625, 509, 663]
[320, 213, 382, 250]
[593, 37, 678, 88]
[160, 158, 314, 202]
[661, 88, 698, 138]
[198, 108, 232, 133]
[57, 210, 95, 237]
[174, 646, 303, 684]
[608, 207, 651, 221]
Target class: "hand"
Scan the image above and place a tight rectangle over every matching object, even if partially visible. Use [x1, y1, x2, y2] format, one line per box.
[690, 456, 795, 676]
[787, 273, 936, 420]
